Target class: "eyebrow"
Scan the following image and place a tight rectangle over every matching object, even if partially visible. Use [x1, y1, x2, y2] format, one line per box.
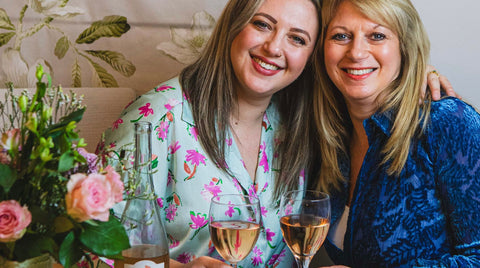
[254, 12, 312, 42]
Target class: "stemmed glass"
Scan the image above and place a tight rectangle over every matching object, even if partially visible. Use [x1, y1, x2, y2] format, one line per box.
[279, 190, 331, 268]
[209, 194, 261, 268]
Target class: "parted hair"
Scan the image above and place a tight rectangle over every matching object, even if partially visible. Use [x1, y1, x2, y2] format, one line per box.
[180, 0, 322, 200]
[313, 0, 431, 192]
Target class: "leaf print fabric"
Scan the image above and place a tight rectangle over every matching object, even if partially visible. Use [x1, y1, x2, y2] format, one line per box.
[102, 77, 297, 267]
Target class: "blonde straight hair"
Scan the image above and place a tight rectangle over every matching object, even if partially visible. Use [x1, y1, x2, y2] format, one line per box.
[313, 0, 431, 192]
[180, 0, 322, 200]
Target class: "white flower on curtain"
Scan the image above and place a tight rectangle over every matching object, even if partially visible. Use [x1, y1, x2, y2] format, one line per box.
[27, 0, 84, 19]
[156, 11, 216, 65]
[1, 48, 51, 87]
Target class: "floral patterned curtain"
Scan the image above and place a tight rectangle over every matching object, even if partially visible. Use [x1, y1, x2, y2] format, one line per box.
[0, 0, 227, 95]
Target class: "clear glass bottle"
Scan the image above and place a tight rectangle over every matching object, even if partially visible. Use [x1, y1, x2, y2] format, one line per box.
[115, 121, 170, 268]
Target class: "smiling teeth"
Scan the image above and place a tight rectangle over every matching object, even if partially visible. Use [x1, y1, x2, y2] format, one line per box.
[254, 57, 279, 70]
[346, 69, 374, 75]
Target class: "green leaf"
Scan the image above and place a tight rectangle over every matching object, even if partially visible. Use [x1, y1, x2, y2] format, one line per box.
[90, 60, 119, 87]
[85, 50, 136, 77]
[76, 15, 130, 44]
[59, 231, 83, 268]
[58, 151, 75, 172]
[47, 108, 85, 134]
[79, 216, 130, 257]
[0, 8, 15, 30]
[0, 163, 17, 192]
[72, 58, 82, 87]
[54, 36, 69, 59]
[0, 32, 15, 47]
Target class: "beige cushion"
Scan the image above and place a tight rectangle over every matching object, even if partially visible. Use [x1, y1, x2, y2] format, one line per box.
[0, 87, 135, 153]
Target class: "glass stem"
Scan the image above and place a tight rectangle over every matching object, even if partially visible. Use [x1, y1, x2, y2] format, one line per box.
[295, 256, 311, 268]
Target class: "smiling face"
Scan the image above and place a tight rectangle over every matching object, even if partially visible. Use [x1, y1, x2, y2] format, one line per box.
[323, 0, 401, 111]
[230, 0, 319, 100]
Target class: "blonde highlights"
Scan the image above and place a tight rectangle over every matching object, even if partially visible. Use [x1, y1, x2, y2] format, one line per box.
[313, 0, 432, 192]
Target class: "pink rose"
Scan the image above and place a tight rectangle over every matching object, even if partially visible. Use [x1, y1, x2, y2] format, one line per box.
[66, 170, 123, 222]
[104, 166, 124, 203]
[0, 200, 32, 242]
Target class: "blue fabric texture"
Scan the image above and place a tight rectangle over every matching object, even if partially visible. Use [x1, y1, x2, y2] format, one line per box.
[326, 97, 480, 267]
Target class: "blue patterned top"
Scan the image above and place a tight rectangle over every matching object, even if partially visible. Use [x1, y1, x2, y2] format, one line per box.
[325, 97, 480, 267]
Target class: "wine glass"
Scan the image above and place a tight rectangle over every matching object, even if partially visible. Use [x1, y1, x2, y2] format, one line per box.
[209, 194, 261, 268]
[279, 190, 331, 268]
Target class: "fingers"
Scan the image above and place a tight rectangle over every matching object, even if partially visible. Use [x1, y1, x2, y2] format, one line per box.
[427, 70, 441, 100]
[439, 74, 459, 99]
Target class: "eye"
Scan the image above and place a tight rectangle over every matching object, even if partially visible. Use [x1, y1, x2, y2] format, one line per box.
[371, 32, 386, 41]
[331, 33, 350, 41]
[252, 20, 271, 31]
[290, 35, 306, 46]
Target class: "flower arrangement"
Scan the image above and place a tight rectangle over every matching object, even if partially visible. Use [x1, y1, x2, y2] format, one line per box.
[0, 65, 129, 267]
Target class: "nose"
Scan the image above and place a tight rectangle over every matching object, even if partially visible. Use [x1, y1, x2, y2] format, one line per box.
[347, 36, 369, 61]
[263, 33, 283, 57]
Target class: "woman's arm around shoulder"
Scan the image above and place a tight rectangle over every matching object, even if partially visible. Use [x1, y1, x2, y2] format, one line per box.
[426, 97, 480, 266]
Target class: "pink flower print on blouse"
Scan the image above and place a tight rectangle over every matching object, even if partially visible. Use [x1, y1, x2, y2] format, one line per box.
[169, 141, 181, 155]
[164, 98, 180, 111]
[188, 126, 198, 141]
[265, 228, 276, 249]
[112, 118, 123, 130]
[268, 249, 287, 266]
[258, 182, 269, 194]
[232, 178, 242, 192]
[156, 197, 164, 208]
[208, 240, 216, 255]
[262, 113, 273, 132]
[225, 202, 235, 217]
[168, 233, 179, 249]
[248, 184, 259, 198]
[189, 211, 208, 240]
[203, 178, 222, 197]
[167, 141, 181, 162]
[155, 84, 175, 92]
[260, 206, 267, 217]
[258, 141, 269, 173]
[251, 246, 264, 266]
[131, 103, 154, 123]
[167, 169, 176, 185]
[184, 150, 206, 181]
[186, 150, 206, 166]
[226, 137, 233, 146]
[176, 252, 194, 264]
[165, 202, 178, 222]
[155, 121, 170, 141]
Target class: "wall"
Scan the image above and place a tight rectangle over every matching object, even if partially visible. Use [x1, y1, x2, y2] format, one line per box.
[414, 0, 480, 107]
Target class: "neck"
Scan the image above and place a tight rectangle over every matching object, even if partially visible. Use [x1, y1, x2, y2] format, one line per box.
[231, 94, 272, 127]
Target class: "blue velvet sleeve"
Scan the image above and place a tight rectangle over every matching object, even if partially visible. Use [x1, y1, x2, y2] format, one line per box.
[414, 98, 480, 267]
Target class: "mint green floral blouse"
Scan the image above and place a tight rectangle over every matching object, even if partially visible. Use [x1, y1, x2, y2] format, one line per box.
[101, 77, 299, 267]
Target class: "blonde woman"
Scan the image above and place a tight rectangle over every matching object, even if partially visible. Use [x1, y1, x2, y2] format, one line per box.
[313, 0, 480, 267]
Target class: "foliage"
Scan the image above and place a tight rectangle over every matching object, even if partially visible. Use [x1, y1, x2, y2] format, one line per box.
[0, 65, 129, 267]
[0, 0, 135, 88]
